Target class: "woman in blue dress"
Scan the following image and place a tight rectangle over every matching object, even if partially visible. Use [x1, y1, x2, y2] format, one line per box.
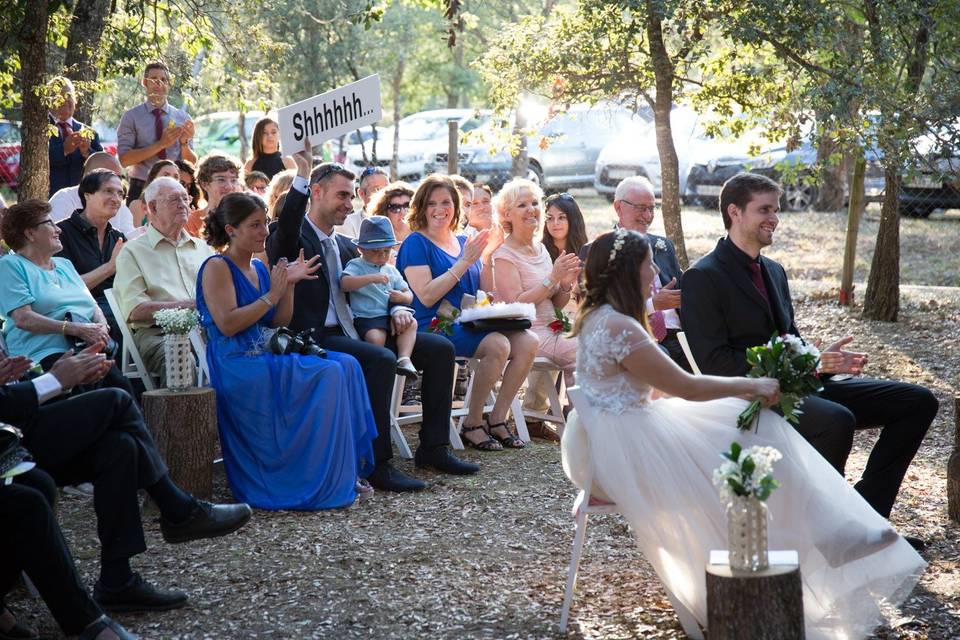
[196, 192, 376, 510]
[397, 174, 537, 452]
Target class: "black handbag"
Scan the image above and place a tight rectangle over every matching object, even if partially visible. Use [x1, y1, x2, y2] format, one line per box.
[64, 312, 118, 359]
[268, 328, 327, 358]
[0, 423, 34, 481]
[461, 318, 532, 333]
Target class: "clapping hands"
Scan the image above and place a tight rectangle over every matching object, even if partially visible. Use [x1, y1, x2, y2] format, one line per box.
[551, 251, 581, 288]
[285, 249, 321, 284]
[817, 336, 868, 375]
[0, 355, 32, 384]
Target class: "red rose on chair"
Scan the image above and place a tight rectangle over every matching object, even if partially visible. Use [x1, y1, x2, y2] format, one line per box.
[549, 308, 572, 335]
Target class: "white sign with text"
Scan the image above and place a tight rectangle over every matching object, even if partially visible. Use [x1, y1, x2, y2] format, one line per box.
[277, 74, 382, 153]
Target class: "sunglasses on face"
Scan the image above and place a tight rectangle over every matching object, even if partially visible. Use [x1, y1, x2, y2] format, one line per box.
[387, 202, 411, 213]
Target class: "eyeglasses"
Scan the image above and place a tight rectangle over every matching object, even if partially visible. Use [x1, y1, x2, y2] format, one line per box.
[97, 188, 126, 199]
[161, 195, 192, 207]
[619, 198, 657, 214]
[386, 202, 411, 213]
[31, 219, 56, 229]
[311, 162, 347, 184]
[360, 166, 386, 180]
[211, 176, 241, 187]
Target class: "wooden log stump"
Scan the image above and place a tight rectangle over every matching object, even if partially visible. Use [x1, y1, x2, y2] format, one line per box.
[948, 397, 960, 523]
[142, 388, 217, 499]
[706, 562, 804, 639]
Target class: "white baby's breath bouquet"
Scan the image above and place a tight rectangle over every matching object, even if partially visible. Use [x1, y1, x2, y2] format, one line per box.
[713, 442, 782, 504]
[153, 308, 199, 335]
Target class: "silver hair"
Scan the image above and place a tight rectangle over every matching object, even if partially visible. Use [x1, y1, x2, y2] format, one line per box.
[144, 176, 185, 204]
[614, 175, 655, 202]
[492, 177, 544, 234]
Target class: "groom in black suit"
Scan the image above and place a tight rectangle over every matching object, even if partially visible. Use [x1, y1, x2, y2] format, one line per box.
[680, 172, 938, 524]
[579, 176, 689, 370]
[266, 150, 478, 492]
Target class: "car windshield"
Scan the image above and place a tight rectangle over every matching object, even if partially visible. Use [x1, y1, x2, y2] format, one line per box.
[400, 115, 464, 141]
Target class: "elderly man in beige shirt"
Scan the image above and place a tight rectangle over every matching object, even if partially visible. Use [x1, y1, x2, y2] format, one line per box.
[114, 176, 212, 384]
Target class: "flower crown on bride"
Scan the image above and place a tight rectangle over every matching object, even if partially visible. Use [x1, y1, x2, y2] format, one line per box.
[608, 228, 629, 264]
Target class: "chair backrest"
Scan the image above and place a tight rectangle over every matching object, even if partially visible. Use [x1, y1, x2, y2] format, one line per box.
[189, 326, 211, 387]
[676, 331, 702, 375]
[564, 386, 619, 514]
[103, 288, 157, 390]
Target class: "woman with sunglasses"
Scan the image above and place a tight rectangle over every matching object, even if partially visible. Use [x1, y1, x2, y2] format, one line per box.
[366, 181, 414, 264]
[0, 199, 134, 396]
[243, 117, 297, 180]
[542, 192, 589, 263]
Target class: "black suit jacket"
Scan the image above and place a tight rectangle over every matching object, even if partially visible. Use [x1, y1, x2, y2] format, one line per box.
[48, 115, 103, 196]
[0, 381, 40, 428]
[580, 231, 682, 286]
[680, 237, 799, 377]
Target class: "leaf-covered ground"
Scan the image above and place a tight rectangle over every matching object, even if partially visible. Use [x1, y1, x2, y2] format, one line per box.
[7, 197, 960, 639]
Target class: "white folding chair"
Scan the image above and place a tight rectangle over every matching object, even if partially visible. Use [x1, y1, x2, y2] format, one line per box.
[676, 330, 702, 375]
[522, 357, 567, 429]
[389, 374, 421, 459]
[189, 327, 211, 387]
[560, 387, 701, 637]
[103, 288, 158, 390]
[449, 357, 529, 449]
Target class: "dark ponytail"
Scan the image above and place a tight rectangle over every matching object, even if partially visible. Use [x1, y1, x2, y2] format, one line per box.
[204, 192, 267, 248]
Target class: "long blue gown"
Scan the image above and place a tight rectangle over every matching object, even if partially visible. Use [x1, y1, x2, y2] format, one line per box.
[196, 255, 377, 510]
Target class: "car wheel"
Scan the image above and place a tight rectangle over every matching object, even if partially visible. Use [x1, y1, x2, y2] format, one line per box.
[604, 192, 615, 203]
[781, 182, 818, 211]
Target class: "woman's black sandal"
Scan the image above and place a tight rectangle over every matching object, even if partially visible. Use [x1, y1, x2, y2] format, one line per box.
[460, 423, 502, 451]
[487, 419, 525, 448]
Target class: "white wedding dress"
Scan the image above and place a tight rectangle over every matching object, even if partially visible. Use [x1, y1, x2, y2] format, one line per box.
[561, 305, 925, 640]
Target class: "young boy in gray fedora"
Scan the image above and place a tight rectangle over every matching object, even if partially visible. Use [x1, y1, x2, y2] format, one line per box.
[341, 216, 419, 378]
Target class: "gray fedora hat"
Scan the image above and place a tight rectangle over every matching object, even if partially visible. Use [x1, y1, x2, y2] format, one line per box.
[353, 215, 399, 249]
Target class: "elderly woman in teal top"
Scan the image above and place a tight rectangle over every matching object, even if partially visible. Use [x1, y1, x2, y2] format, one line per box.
[397, 174, 537, 452]
[0, 199, 133, 395]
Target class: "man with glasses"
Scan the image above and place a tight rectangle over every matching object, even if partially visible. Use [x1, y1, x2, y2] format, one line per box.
[336, 166, 389, 239]
[46, 76, 103, 197]
[117, 61, 197, 205]
[581, 176, 689, 370]
[114, 177, 213, 383]
[49, 152, 137, 236]
[189, 154, 243, 237]
[268, 151, 478, 493]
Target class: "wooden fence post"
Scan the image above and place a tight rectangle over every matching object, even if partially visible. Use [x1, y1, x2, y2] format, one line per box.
[948, 397, 960, 522]
[447, 119, 459, 175]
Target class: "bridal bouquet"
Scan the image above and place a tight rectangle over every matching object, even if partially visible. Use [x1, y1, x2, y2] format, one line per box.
[737, 333, 823, 432]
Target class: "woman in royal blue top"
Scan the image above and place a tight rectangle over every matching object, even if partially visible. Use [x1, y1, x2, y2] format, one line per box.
[197, 192, 377, 509]
[396, 175, 537, 452]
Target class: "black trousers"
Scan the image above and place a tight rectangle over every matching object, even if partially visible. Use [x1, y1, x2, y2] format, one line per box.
[21, 388, 169, 562]
[791, 377, 937, 518]
[40, 355, 136, 400]
[317, 327, 455, 463]
[0, 469, 103, 635]
[660, 329, 692, 373]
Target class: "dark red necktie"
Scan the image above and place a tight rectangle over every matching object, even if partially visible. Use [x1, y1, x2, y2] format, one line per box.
[153, 108, 167, 159]
[749, 262, 770, 303]
[58, 121, 72, 141]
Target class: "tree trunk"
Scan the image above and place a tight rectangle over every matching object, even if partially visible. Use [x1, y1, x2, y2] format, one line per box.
[237, 112, 248, 163]
[510, 99, 529, 180]
[390, 59, 404, 181]
[706, 563, 804, 639]
[17, 0, 51, 200]
[446, 37, 465, 108]
[142, 388, 218, 499]
[645, 6, 688, 268]
[862, 165, 901, 321]
[63, 0, 111, 125]
[839, 156, 865, 306]
[814, 123, 845, 211]
[948, 397, 960, 523]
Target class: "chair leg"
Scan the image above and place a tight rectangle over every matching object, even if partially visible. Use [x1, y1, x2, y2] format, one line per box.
[560, 509, 590, 633]
[449, 418, 464, 449]
[389, 376, 413, 459]
[511, 396, 530, 442]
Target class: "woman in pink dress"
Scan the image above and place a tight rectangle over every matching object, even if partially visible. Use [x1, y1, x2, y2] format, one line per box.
[492, 179, 581, 439]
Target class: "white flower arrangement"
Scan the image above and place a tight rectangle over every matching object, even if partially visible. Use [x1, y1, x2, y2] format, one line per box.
[153, 308, 199, 335]
[713, 442, 782, 504]
[776, 333, 821, 360]
[655, 238, 667, 251]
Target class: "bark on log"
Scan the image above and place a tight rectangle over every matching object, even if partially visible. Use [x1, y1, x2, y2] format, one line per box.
[706, 564, 804, 639]
[948, 397, 960, 523]
[143, 388, 217, 500]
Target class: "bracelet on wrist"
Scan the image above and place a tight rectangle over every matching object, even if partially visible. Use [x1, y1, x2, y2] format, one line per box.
[558, 283, 573, 294]
[61, 319, 69, 335]
[258, 294, 275, 309]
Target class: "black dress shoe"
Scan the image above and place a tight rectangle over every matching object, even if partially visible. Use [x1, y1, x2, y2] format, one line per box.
[160, 500, 252, 544]
[78, 615, 137, 640]
[367, 462, 427, 492]
[904, 535, 927, 551]
[93, 573, 187, 613]
[415, 446, 480, 475]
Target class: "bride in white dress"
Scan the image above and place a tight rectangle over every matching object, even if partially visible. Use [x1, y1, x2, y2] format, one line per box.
[561, 229, 925, 640]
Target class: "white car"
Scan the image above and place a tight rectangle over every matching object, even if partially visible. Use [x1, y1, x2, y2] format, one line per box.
[594, 107, 756, 200]
[346, 109, 490, 182]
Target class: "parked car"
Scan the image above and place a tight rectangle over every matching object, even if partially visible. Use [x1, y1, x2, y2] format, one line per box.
[0, 119, 120, 192]
[424, 104, 649, 192]
[347, 109, 490, 183]
[594, 107, 705, 200]
[192, 111, 266, 160]
[899, 123, 960, 217]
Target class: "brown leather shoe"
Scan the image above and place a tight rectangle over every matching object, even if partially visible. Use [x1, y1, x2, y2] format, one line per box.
[527, 420, 561, 442]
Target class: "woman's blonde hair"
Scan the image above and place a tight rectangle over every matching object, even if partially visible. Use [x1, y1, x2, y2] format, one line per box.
[492, 177, 543, 234]
[265, 169, 296, 219]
